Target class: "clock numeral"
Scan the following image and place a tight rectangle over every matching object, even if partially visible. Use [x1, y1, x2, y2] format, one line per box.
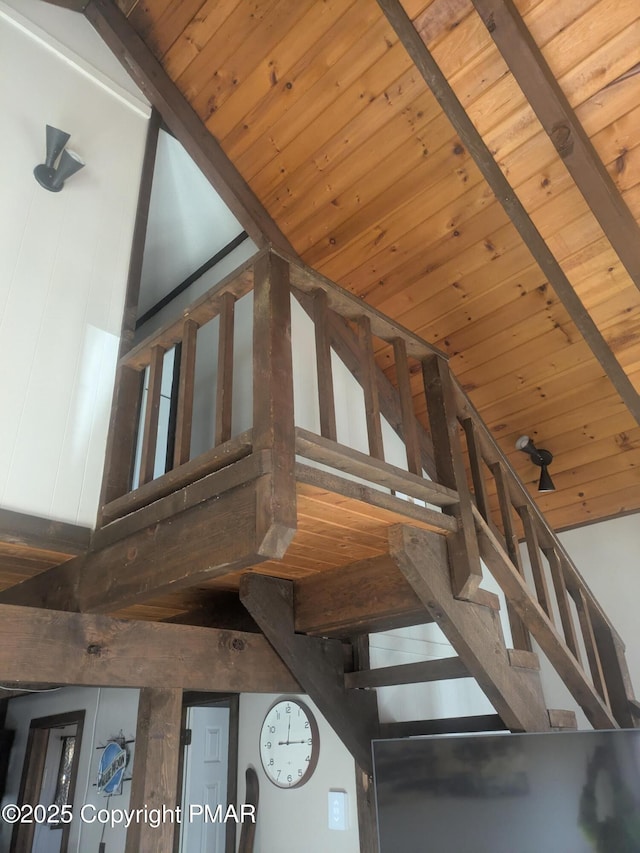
[298, 769, 303, 777]
[304, 721, 309, 728]
[268, 758, 274, 766]
[277, 770, 281, 779]
[285, 704, 291, 714]
[305, 755, 310, 762]
[264, 741, 272, 749]
[307, 737, 312, 745]
[268, 725, 276, 734]
[287, 774, 293, 783]
[276, 711, 280, 720]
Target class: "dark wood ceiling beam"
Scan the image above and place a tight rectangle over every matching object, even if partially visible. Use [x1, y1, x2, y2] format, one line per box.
[0, 603, 299, 693]
[0, 508, 90, 555]
[83, 0, 295, 253]
[377, 0, 640, 427]
[470, 0, 640, 295]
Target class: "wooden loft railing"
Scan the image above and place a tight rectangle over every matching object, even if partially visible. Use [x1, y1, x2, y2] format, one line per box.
[451, 384, 637, 729]
[98, 246, 636, 731]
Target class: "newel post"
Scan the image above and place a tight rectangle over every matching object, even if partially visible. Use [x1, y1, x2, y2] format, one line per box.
[252, 251, 297, 557]
[422, 354, 483, 598]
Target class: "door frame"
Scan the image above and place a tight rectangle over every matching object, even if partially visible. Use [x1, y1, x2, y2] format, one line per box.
[11, 710, 85, 853]
[175, 693, 239, 853]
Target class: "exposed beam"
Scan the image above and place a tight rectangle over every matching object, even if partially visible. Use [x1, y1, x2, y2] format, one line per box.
[0, 458, 269, 613]
[377, 0, 640, 426]
[0, 508, 90, 555]
[0, 603, 299, 692]
[84, 0, 294, 253]
[240, 574, 379, 773]
[471, 0, 640, 295]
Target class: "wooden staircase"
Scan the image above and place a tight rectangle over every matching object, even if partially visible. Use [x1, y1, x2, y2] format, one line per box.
[3, 247, 636, 767]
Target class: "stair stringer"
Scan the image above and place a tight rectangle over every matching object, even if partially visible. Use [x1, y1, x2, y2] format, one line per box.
[388, 524, 551, 732]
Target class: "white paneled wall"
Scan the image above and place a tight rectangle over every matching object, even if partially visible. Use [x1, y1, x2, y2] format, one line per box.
[0, 1, 149, 526]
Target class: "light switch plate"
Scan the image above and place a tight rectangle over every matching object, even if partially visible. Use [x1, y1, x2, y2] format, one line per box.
[328, 789, 348, 830]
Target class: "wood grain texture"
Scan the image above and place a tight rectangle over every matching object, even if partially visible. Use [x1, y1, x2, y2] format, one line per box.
[126, 688, 182, 853]
[0, 603, 299, 692]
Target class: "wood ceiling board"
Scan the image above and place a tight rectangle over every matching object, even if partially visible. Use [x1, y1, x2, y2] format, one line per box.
[206, 0, 361, 143]
[231, 14, 402, 183]
[188, 0, 319, 121]
[213, 0, 377, 158]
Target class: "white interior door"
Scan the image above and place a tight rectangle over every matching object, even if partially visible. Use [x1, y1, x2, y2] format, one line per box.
[180, 705, 230, 853]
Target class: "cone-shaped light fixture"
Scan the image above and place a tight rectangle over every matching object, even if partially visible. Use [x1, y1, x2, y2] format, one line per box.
[34, 125, 85, 192]
[515, 434, 556, 492]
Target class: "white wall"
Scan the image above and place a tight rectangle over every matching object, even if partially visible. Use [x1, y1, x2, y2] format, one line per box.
[236, 694, 359, 853]
[0, 0, 149, 527]
[1, 687, 139, 853]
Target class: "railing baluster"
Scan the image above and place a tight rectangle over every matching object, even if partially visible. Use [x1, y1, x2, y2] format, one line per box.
[573, 587, 610, 708]
[544, 547, 581, 662]
[313, 290, 337, 442]
[491, 461, 532, 651]
[422, 355, 483, 598]
[139, 345, 164, 486]
[173, 318, 198, 468]
[357, 316, 385, 461]
[393, 338, 422, 476]
[215, 292, 235, 446]
[462, 417, 489, 522]
[519, 505, 553, 619]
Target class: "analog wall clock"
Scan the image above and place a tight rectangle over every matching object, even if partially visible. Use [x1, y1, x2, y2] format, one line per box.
[259, 698, 320, 788]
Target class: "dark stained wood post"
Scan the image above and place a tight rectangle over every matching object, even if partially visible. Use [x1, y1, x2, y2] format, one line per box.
[544, 546, 580, 661]
[252, 252, 297, 557]
[422, 355, 483, 598]
[573, 589, 610, 708]
[519, 505, 553, 619]
[215, 292, 235, 446]
[173, 319, 198, 468]
[393, 337, 422, 476]
[313, 289, 337, 441]
[126, 688, 183, 853]
[490, 461, 532, 651]
[97, 365, 143, 520]
[139, 345, 164, 486]
[357, 316, 385, 461]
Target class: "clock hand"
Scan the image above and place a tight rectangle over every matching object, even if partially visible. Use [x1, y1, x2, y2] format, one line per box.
[286, 716, 291, 746]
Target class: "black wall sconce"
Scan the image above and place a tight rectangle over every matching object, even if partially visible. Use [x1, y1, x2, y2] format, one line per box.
[34, 125, 85, 192]
[515, 435, 556, 492]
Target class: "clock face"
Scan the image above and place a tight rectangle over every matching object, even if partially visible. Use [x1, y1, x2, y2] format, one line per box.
[259, 699, 320, 788]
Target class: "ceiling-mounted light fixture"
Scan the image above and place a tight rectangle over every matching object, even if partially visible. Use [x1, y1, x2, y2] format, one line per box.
[34, 125, 85, 192]
[515, 435, 556, 493]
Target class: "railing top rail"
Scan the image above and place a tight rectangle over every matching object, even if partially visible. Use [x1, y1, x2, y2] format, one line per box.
[275, 249, 447, 363]
[120, 247, 267, 371]
[452, 378, 623, 643]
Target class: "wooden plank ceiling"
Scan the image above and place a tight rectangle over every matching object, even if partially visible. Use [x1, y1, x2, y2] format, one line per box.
[117, 0, 640, 531]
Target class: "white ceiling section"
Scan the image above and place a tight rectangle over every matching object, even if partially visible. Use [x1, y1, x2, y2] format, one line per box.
[138, 129, 246, 317]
